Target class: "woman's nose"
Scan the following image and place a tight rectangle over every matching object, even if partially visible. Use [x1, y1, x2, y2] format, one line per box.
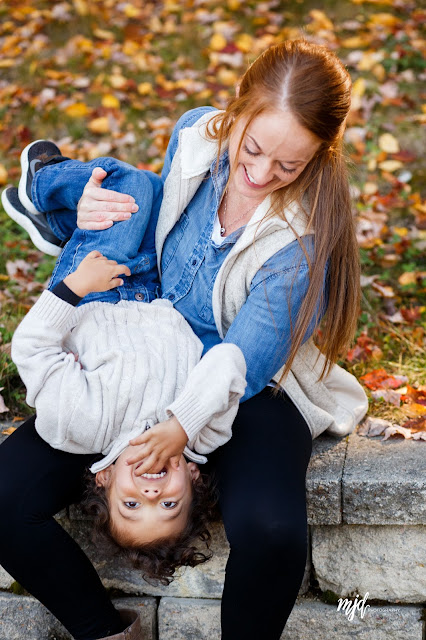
[251, 158, 274, 185]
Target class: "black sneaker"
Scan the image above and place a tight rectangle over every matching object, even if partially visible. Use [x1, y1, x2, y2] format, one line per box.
[1, 187, 65, 256]
[18, 139, 65, 216]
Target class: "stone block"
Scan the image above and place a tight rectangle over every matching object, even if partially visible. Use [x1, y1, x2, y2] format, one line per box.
[282, 597, 424, 640]
[311, 524, 426, 603]
[306, 433, 347, 525]
[157, 595, 424, 640]
[0, 593, 157, 640]
[343, 431, 426, 524]
[0, 566, 14, 590]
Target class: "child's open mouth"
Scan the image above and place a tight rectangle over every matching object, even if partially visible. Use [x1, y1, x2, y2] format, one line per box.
[137, 467, 167, 479]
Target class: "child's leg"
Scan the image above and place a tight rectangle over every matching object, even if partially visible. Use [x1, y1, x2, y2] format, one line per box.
[33, 157, 160, 237]
[45, 159, 163, 305]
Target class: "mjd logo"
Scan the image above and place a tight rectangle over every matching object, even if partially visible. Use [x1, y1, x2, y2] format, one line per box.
[336, 592, 371, 621]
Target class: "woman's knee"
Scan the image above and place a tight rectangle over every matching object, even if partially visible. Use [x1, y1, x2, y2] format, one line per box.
[225, 513, 308, 557]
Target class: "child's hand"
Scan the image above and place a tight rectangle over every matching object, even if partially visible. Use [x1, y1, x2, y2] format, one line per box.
[125, 416, 189, 476]
[64, 250, 131, 298]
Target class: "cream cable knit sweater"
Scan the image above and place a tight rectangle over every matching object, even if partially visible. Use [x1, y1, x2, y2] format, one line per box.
[11, 291, 247, 468]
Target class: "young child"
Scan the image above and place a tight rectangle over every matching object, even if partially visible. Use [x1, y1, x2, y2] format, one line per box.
[5, 140, 247, 584]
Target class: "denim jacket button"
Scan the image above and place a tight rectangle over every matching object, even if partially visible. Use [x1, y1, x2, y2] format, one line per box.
[135, 292, 144, 301]
[168, 293, 175, 301]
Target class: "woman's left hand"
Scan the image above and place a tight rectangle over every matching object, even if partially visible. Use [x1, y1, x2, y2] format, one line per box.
[125, 415, 188, 475]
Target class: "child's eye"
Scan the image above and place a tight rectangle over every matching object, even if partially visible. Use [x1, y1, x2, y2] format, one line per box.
[161, 501, 177, 509]
[124, 501, 140, 509]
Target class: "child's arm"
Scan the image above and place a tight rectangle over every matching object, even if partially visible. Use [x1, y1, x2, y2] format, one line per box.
[11, 252, 130, 453]
[125, 343, 247, 474]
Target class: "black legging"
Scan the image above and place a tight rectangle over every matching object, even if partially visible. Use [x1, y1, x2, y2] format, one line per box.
[0, 387, 312, 639]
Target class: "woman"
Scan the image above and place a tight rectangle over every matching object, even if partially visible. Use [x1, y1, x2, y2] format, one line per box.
[0, 40, 367, 639]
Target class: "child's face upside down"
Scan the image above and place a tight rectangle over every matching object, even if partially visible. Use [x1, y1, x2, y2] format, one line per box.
[95, 451, 200, 545]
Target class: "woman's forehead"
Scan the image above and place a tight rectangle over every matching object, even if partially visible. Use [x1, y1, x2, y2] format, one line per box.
[236, 110, 321, 162]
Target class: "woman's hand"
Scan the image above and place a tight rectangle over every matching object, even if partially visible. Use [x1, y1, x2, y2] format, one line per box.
[77, 167, 139, 230]
[125, 416, 189, 476]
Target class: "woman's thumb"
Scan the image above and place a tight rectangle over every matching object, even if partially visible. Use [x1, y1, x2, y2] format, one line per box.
[89, 167, 107, 186]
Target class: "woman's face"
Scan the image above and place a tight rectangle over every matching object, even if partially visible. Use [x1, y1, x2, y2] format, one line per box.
[227, 109, 321, 201]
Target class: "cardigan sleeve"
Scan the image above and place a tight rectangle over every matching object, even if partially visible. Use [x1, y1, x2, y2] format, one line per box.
[11, 290, 106, 453]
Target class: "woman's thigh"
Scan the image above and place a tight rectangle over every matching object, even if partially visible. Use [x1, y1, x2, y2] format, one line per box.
[204, 387, 313, 639]
[0, 416, 123, 639]
[206, 386, 313, 535]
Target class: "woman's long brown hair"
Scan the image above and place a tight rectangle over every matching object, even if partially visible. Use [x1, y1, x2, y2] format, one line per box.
[205, 39, 360, 381]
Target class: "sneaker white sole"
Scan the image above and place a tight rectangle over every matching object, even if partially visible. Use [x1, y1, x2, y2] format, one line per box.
[18, 139, 47, 216]
[1, 189, 62, 257]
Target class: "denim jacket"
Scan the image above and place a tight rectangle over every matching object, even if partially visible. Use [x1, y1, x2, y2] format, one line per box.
[158, 107, 368, 439]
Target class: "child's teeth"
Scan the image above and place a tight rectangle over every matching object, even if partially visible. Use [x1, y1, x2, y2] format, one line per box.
[141, 471, 166, 479]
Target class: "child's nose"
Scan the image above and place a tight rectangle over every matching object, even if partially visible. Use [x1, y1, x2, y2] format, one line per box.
[142, 488, 159, 500]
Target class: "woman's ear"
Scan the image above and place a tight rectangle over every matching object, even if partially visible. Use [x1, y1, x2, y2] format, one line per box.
[187, 462, 201, 482]
[95, 467, 112, 487]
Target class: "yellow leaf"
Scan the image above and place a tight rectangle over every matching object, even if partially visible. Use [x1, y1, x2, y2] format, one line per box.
[137, 82, 153, 96]
[0, 164, 8, 185]
[367, 157, 377, 171]
[217, 68, 238, 86]
[352, 77, 366, 97]
[88, 117, 110, 134]
[341, 36, 369, 48]
[227, 0, 241, 9]
[110, 75, 127, 90]
[363, 182, 378, 195]
[65, 102, 90, 118]
[309, 10, 334, 31]
[235, 33, 253, 53]
[378, 133, 400, 154]
[369, 13, 400, 27]
[372, 63, 386, 82]
[0, 274, 9, 281]
[124, 3, 141, 18]
[102, 94, 120, 109]
[357, 51, 384, 71]
[93, 28, 115, 40]
[398, 272, 417, 285]
[73, 0, 88, 16]
[2, 427, 16, 435]
[393, 226, 408, 237]
[0, 59, 14, 68]
[210, 33, 227, 51]
[404, 403, 426, 418]
[378, 160, 403, 172]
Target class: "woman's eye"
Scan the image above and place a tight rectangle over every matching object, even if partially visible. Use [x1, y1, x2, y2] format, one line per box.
[243, 144, 259, 156]
[124, 501, 140, 509]
[161, 501, 177, 509]
[279, 164, 297, 175]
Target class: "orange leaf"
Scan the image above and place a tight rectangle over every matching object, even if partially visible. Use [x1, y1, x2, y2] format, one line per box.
[360, 368, 406, 390]
[2, 427, 16, 435]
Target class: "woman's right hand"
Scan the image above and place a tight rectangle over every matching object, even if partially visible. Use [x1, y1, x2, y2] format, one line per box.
[77, 167, 139, 230]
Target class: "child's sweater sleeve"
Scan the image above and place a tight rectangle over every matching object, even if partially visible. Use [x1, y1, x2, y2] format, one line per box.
[165, 342, 247, 455]
[11, 289, 104, 453]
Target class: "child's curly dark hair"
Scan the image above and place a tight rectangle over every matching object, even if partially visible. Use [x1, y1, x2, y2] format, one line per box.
[80, 464, 220, 586]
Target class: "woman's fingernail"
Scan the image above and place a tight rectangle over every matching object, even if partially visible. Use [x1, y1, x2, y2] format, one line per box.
[131, 204, 138, 212]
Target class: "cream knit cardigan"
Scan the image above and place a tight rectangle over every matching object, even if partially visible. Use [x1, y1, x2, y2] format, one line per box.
[11, 294, 247, 469]
[155, 110, 368, 439]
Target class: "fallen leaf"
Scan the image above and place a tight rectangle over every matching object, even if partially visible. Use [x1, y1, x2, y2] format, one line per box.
[2, 426, 16, 435]
[360, 368, 408, 390]
[378, 133, 399, 154]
